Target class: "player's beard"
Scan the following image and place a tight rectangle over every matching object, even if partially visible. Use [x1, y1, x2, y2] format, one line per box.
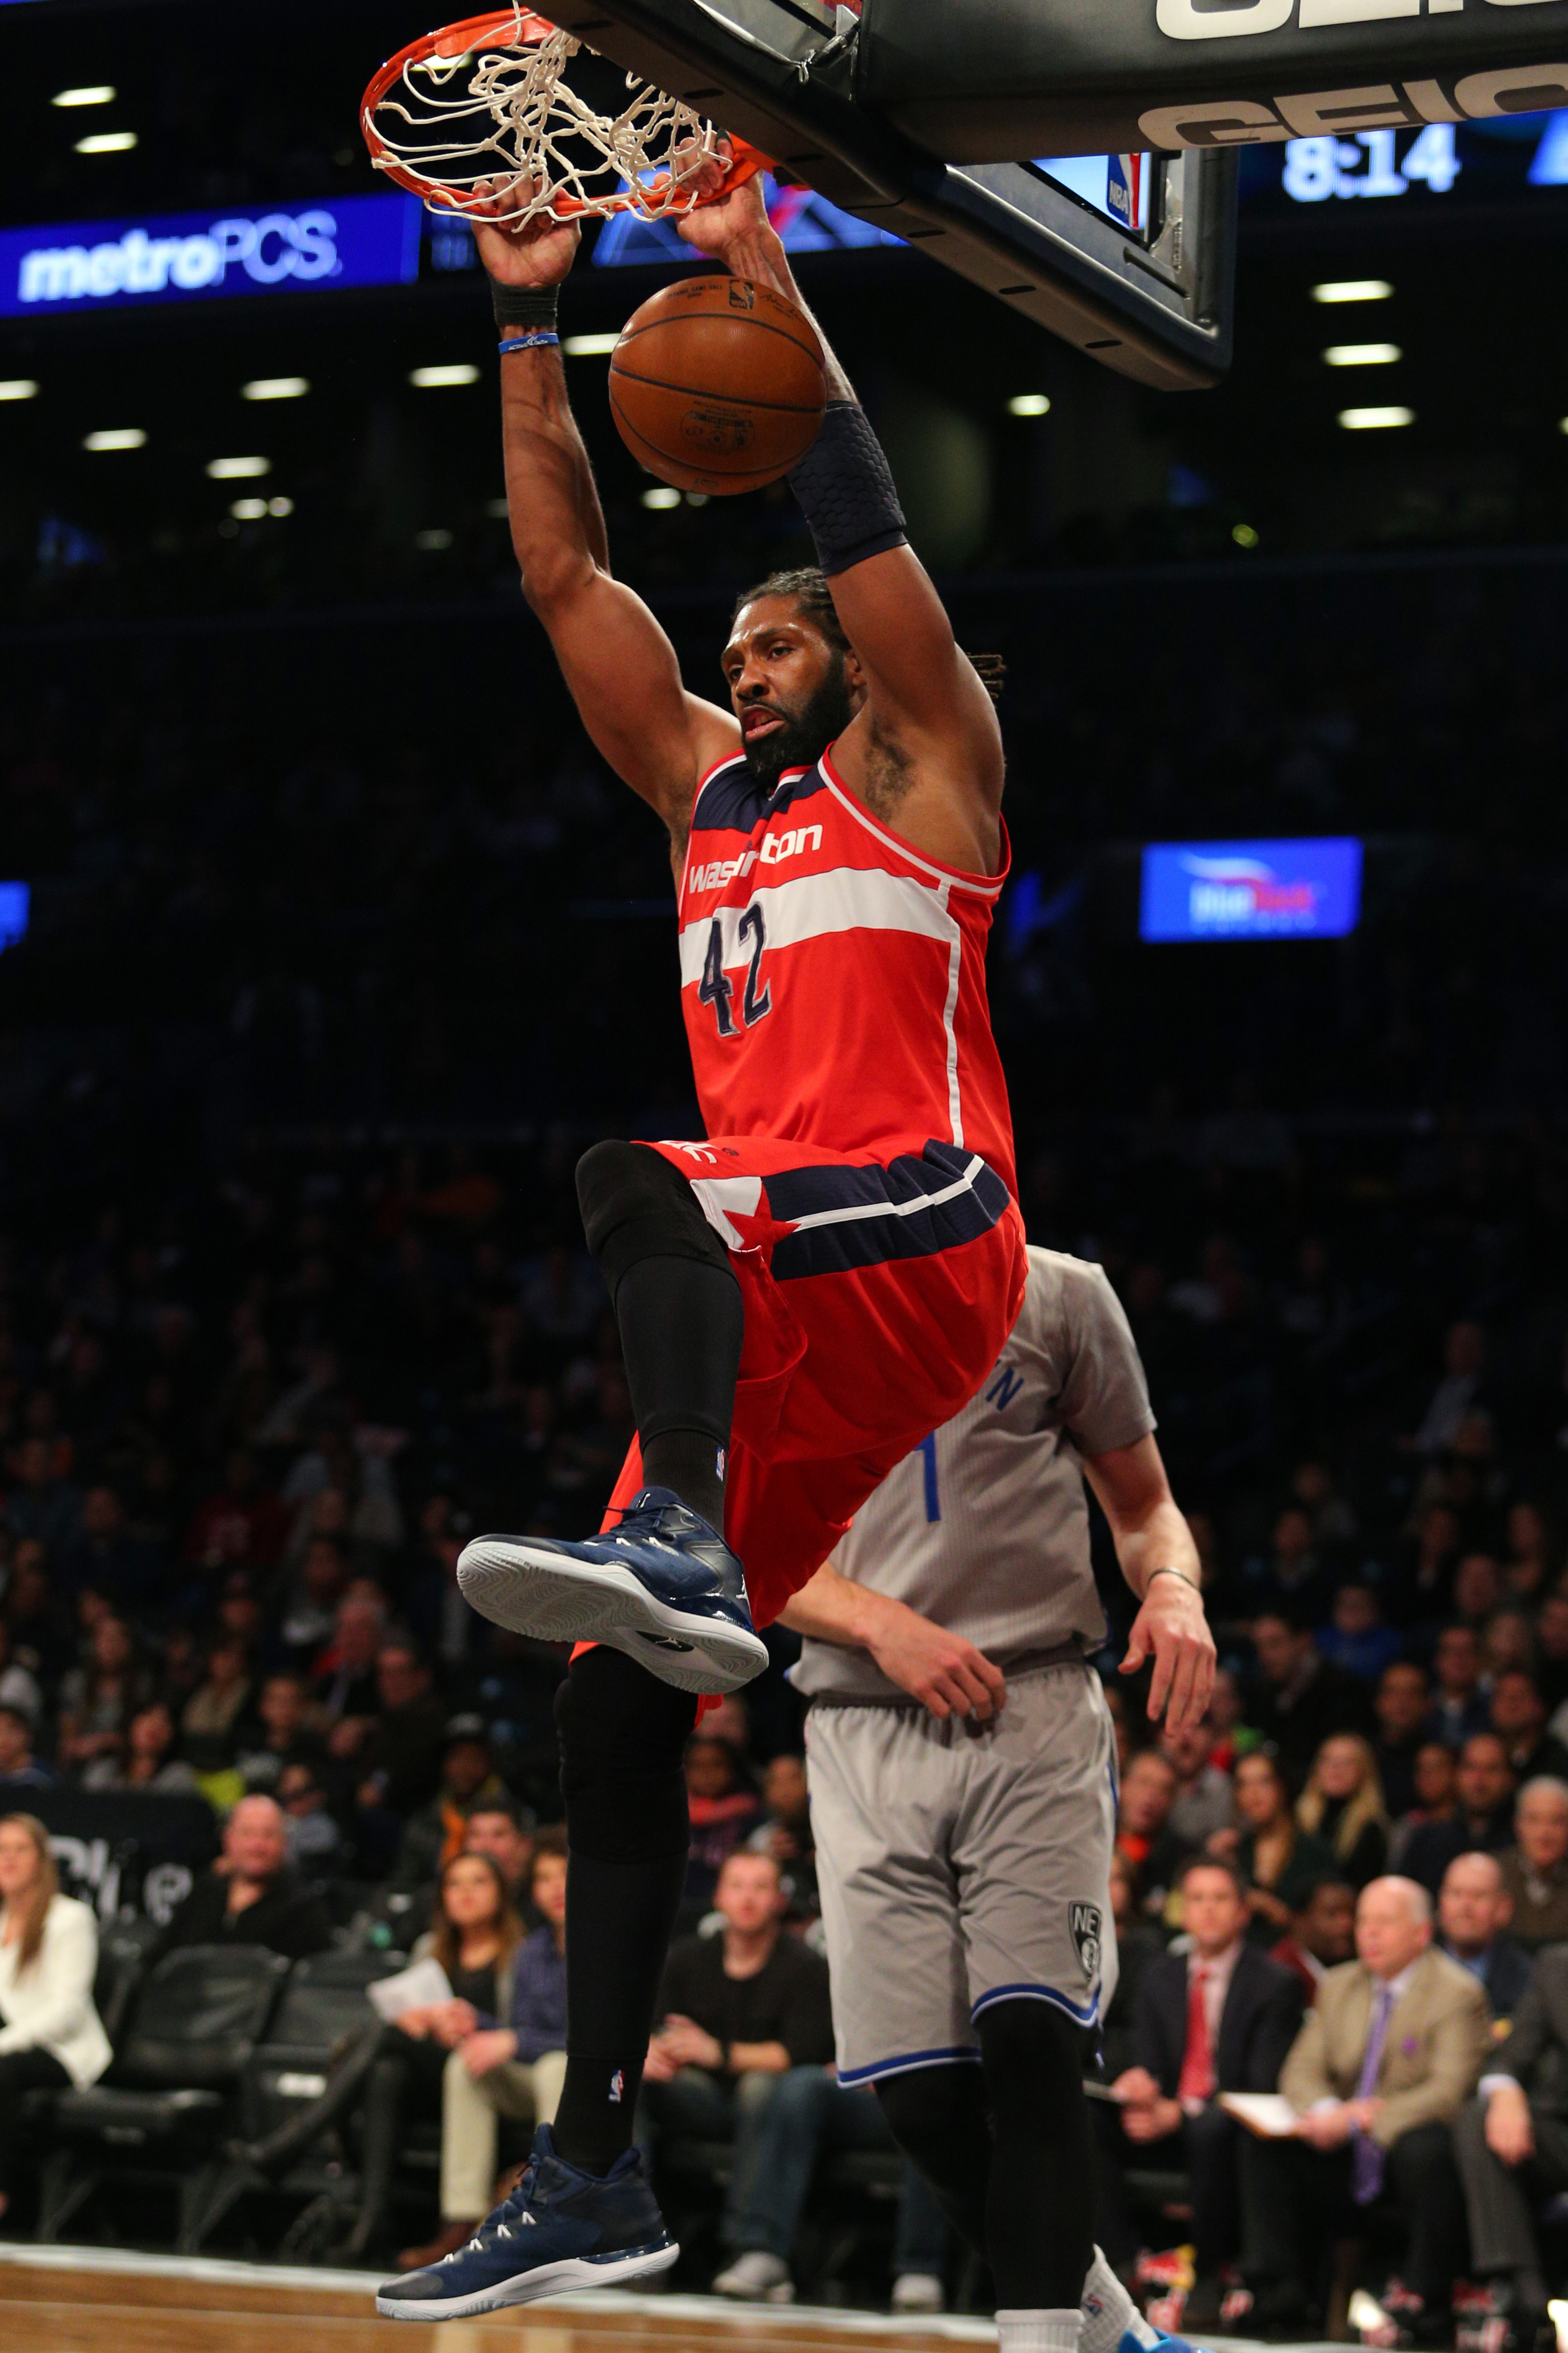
[740, 660, 854, 791]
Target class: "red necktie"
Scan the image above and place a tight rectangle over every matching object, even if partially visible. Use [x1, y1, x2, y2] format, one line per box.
[1179, 1965, 1216, 2104]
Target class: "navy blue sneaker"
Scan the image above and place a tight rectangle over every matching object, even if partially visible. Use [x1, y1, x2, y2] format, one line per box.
[456, 1487, 768, 1693]
[375, 2125, 677, 2320]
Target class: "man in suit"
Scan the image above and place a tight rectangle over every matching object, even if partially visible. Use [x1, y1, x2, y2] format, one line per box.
[1499, 1778, 1568, 1952]
[1402, 1732, 1516, 1899]
[1453, 1940, 1568, 2342]
[1093, 1856, 1305, 2323]
[1438, 1851, 1533, 2023]
[1241, 1874, 1491, 2336]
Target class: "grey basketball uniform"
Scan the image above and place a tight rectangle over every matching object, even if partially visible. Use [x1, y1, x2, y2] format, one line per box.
[798, 1246, 1154, 2083]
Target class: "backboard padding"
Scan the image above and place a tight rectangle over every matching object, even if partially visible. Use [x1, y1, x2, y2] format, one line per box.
[547, 0, 1235, 386]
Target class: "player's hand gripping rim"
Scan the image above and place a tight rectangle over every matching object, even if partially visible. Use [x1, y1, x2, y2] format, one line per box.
[469, 171, 581, 287]
[1120, 1570, 1216, 1736]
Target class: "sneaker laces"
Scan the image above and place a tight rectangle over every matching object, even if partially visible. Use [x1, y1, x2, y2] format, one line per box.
[442, 2155, 542, 2259]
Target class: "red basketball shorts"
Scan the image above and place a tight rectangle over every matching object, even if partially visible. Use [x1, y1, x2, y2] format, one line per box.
[598, 1134, 1028, 1632]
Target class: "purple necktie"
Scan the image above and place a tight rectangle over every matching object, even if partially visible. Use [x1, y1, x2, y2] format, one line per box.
[1350, 1982, 1394, 2203]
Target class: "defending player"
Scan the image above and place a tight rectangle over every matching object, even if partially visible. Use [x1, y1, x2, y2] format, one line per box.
[778, 1245, 1216, 2353]
[380, 167, 1027, 2317]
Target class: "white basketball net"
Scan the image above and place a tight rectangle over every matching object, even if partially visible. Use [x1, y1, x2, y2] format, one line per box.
[369, 15, 724, 221]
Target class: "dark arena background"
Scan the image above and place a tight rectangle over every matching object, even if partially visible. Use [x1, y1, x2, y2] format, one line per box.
[4, 4, 1568, 2351]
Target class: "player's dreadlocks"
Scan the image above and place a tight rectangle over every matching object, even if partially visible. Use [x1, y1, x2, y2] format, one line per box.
[733, 567, 1006, 704]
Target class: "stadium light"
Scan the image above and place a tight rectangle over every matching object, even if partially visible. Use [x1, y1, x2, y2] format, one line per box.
[230, 499, 268, 522]
[1232, 524, 1260, 548]
[1323, 344, 1401, 367]
[1008, 393, 1051, 417]
[207, 455, 271, 479]
[562, 333, 620, 357]
[409, 364, 480, 388]
[52, 86, 116, 107]
[0, 381, 38, 402]
[642, 486, 681, 510]
[268, 497, 293, 517]
[1338, 407, 1415, 430]
[83, 428, 145, 451]
[1312, 280, 1393, 303]
[75, 131, 137, 155]
[242, 377, 309, 401]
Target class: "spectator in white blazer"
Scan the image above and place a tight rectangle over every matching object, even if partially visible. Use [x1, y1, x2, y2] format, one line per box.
[0, 1813, 111, 2214]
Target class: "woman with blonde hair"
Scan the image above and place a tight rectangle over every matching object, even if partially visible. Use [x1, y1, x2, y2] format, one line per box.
[1296, 1731, 1390, 1889]
[0, 1813, 111, 2215]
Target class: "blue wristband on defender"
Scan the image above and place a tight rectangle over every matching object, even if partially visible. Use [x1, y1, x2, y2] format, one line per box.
[786, 400, 908, 578]
[499, 332, 559, 354]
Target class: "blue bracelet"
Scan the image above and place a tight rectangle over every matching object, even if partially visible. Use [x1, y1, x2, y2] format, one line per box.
[499, 332, 559, 354]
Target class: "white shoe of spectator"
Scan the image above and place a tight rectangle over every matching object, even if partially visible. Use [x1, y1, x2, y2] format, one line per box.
[711, 2250, 795, 2302]
[893, 2272, 946, 2315]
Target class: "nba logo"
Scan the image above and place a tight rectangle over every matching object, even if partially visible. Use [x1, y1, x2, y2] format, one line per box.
[1106, 154, 1146, 234]
[609, 2068, 625, 2104]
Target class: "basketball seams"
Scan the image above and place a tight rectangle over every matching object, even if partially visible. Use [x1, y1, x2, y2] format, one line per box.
[608, 362, 824, 418]
[615, 312, 823, 365]
[610, 277, 826, 490]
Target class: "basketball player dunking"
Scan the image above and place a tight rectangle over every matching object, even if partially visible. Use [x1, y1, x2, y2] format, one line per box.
[382, 162, 1199, 2326]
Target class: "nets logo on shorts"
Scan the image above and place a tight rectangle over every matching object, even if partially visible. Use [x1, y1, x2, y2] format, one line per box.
[1070, 1902, 1104, 1984]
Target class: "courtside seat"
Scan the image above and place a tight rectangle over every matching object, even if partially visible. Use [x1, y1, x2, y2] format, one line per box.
[17, 1916, 161, 2153]
[37, 1942, 289, 2248]
[190, 1950, 408, 2257]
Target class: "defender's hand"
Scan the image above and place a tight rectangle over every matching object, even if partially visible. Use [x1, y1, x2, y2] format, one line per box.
[866, 1596, 1007, 1721]
[1120, 1574, 1215, 1734]
[471, 173, 582, 287]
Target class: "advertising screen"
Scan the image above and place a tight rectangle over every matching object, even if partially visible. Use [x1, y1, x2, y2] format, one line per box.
[0, 886, 30, 954]
[0, 194, 422, 318]
[1140, 839, 1363, 944]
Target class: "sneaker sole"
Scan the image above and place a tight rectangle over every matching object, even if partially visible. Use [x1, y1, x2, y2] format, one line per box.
[375, 2238, 679, 2320]
[456, 1540, 769, 1695]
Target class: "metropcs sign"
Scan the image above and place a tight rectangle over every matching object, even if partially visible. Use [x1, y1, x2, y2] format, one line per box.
[0, 193, 420, 318]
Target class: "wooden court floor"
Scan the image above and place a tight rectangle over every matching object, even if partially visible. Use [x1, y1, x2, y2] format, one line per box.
[0, 2245, 1001, 2353]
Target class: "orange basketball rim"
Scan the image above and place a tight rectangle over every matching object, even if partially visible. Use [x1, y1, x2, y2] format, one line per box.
[361, 8, 770, 222]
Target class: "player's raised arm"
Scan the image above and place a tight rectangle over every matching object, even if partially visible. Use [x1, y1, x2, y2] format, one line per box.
[472, 184, 739, 848]
[680, 175, 1004, 877]
[1084, 1433, 1216, 1734]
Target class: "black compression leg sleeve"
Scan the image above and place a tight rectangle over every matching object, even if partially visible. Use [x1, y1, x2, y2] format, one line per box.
[576, 1140, 744, 1531]
[874, 2062, 993, 2259]
[549, 1644, 698, 2172]
[979, 1999, 1096, 2309]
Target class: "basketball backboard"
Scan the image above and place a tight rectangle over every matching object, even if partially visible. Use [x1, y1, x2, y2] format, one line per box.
[544, 0, 1237, 390]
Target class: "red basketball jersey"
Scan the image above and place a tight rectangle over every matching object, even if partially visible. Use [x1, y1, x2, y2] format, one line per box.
[677, 746, 1018, 1194]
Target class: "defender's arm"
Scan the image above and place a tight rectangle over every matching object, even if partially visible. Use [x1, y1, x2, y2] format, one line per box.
[778, 1560, 1006, 1720]
[1083, 1433, 1214, 1734]
[475, 189, 737, 842]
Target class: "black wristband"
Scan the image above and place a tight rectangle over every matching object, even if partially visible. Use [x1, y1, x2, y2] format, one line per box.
[786, 400, 908, 578]
[489, 279, 560, 334]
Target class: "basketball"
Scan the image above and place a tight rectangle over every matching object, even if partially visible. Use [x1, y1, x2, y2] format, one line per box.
[608, 276, 827, 497]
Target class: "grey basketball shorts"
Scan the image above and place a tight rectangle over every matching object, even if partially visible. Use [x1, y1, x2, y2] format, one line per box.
[805, 1660, 1119, 2084]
